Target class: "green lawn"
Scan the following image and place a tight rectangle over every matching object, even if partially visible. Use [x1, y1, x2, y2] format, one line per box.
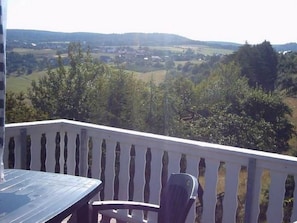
[7, 70, 48, 93]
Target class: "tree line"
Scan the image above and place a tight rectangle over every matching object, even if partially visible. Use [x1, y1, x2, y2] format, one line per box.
[7, 42, 297, 154]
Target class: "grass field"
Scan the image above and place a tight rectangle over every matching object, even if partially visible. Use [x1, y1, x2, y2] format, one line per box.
[132, 70, 167, 84]
[149, 45, 234, 55]
[7, 70, 48, 93]
[12, 48, 57, 57]
[7, 68, 167, 93]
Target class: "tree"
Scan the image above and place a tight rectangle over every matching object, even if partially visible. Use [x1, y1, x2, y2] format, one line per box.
[276, 52, 297, 95]
[29, 43, 107, 121]
[256, 41, 278, 91]
[29, 43, 149, 131]
[230, 41, 278, 91]
[240, 88, 293, 151]
[165, 59, 175, 70]
[182, 63, 294, 153]
[144, 77, 165, 134]
[7, 52, 39, 75]
[157, 77, 195, 136]
[102, 68, 148, 130]
[6, 91, 47, 123]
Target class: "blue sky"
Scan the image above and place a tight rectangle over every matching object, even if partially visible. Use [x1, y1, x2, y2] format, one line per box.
[6, 0, 297, 44]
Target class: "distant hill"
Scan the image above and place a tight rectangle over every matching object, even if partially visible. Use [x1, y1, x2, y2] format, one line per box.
[7, 29, 191, 45]
[273, 43, 297, 52]
[6, 29, 297, 52]
[6, 29, 239, 51]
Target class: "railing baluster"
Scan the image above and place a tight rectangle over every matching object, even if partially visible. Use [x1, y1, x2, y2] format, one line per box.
[75, 134, 80, 176]
[66, 132, 77, 175]
[167, 151, 181, 175]
[146, 147, 162, 223]
[161, 151, 168, 195]
[63, 132, 68, 174]
[55, 132, 61, 173]
[30, 133, 41, 171]
[13, 130, 22, 169]
[201, 158, 220, 223]
[99, 139, 117, 222]
[7, 137, 15, 169]
[4, 134, 12, 169]
[266, 171, 287, 223]
[104, 139, 117, 200]
[89, 137, 102, 202]
[291, 174, 297, 222]
[40, 133, 46, 172]
[58, 132, 64, 173]
[20, 128, 27, 169]
[131, 144, 146, 221]
[222, 162, 241, 223]
[115, 142, 131, 220]
[91, 137, 102, 180]
[118, 142, 130, 200]
[45, 131, 56, 173]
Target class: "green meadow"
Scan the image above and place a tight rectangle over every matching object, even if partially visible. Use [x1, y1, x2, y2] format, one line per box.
[7, 69, 167, 93]
[7, 70, 47, 93]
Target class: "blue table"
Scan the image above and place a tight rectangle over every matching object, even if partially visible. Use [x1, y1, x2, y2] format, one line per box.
[0, 169, 102, 223]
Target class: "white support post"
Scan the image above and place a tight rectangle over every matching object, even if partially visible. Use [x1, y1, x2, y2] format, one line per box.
[0, 0, 6, 182]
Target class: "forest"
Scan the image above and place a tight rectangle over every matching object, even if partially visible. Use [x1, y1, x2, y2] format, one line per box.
[6, 41, 297, 156]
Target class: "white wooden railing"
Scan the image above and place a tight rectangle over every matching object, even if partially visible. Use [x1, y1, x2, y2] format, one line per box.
[3, 119, 297, 223]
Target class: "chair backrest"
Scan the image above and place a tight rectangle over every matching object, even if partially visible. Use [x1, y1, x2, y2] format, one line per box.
[158, 173, 198, 223]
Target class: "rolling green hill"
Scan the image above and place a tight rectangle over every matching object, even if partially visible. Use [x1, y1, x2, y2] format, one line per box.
[8, 29, 297, 52]
[7, 29, 240, 50]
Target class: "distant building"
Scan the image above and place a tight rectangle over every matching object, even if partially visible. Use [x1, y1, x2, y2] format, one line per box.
[151, 56, 162, 62]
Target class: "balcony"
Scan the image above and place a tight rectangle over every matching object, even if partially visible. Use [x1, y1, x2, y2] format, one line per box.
[3, 119, 297, 223]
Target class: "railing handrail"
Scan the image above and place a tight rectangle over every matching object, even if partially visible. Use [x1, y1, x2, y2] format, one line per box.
[6, 119, 297, 173]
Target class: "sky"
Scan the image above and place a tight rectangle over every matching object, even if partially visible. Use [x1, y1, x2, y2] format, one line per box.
[6, 0, 297, 44]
